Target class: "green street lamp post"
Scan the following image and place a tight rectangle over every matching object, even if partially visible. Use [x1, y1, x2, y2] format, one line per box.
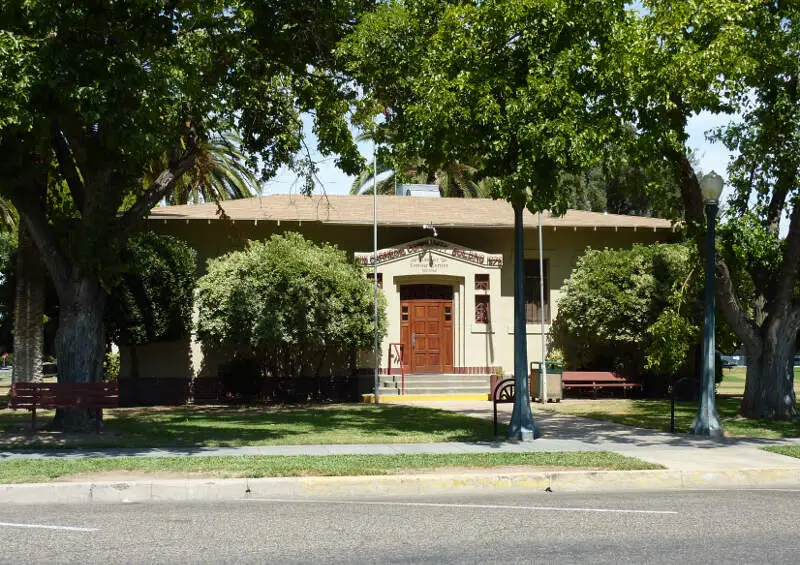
[508, 202, 541, 440]
[691, 171, 724, 437]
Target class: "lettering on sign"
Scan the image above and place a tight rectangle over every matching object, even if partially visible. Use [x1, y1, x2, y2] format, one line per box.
[355, 237, 503, 269]
[409, 254, 450, 273]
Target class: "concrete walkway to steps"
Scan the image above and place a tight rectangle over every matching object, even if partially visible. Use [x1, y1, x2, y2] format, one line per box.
[1, 401, 799, 472]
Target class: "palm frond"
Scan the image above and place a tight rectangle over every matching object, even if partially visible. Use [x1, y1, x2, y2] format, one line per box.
[350, 160, 396, 194]
[0, 198, 18, 232]
[357, 177, 396, 195]
[152, 131, 260, 206]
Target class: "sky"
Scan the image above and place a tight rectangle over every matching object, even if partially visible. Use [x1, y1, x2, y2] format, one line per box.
[263, 111, 738, 201]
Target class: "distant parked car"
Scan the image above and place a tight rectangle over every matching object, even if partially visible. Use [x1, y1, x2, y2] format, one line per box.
[794, 356, 800, 367]
[719, 355, 738, 369]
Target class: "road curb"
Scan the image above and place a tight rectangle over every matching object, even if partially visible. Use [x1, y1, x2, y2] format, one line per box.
[2, 467, 799, 504]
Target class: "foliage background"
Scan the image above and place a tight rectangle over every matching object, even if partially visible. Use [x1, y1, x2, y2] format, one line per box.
[105, 233, 198, 347]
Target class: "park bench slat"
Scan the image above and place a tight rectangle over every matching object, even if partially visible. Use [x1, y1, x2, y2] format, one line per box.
[10, 381, 119, 432]
[561, 371, 641, 398]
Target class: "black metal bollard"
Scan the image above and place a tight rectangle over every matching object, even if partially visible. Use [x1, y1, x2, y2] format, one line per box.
[669, 384, 676, 433]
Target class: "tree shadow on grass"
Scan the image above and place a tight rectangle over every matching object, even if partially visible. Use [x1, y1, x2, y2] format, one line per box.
[1, 404, 495, 451]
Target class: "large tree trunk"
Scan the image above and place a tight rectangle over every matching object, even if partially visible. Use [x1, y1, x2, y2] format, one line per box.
[49, 276, 107, 431]
[11, 223, 45, 384]
[741, 330, 798, 420]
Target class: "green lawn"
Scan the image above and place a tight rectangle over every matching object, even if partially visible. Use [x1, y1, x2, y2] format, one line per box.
[536, 366, 800, 438]
[763, 446, 800, 459]
[0, 451, 663, 484]
[718, 366, 800, 396]
[540, 397, 800, 438]
[0, 404, 498, 448]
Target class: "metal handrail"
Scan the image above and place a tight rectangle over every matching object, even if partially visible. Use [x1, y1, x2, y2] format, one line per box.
[388, 342, 407, 394]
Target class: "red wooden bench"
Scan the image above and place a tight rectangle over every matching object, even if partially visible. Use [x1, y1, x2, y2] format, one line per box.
[10, 381, 119, 432]
[561, 371, 641, 399]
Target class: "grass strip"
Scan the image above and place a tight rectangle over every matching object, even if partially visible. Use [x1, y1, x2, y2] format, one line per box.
[0, 452, 662, 484]
[762, 446, 800, 459]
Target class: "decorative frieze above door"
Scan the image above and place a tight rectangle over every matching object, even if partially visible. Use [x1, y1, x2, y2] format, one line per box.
[355, 237, 503, 270]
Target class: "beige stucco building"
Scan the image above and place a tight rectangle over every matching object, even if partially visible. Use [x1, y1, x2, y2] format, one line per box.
[128, 194, 673, 402]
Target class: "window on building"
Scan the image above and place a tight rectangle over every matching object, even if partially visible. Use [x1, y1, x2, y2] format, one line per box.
[475, 273, 490, 291]
[475, 295, 491, 324]
[366, 272, 383, 289]
[524, 259, 550, 323]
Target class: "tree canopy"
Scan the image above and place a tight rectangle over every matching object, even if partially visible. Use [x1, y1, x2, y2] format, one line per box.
[340, 0, 800, 419]
[340, 0, 624, 211]
[0, 1, 368, 418]
[604, 0, 800, 418]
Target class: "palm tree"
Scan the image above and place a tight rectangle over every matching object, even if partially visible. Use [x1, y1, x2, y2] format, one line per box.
[147, 132, 261, 205]
[12, 223, 45, 384]
[350, 153, 492, 198]
[0, 195, 47, 385]
[0, 199, 16, 232]
[349, 159, 398, 195]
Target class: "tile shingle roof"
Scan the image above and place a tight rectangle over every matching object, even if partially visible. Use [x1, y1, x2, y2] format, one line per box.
[148, 194, 674, 230]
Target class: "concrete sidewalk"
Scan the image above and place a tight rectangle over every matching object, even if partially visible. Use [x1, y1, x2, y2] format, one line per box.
[403, 400, 800, 470]
[1, 401, 799, 472]
[0, 401, 798, 504]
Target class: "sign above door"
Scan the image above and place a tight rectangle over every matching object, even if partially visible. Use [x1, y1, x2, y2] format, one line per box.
[356, 238, 503, 269]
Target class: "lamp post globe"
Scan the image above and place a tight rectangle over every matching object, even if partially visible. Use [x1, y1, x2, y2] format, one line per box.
[691, 170, 724, 437]
[700, 171, 724, 203]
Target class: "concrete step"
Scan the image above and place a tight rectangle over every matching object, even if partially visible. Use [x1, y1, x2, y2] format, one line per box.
[379, 385, 489, 395]
[380, 378, 490, 387]
[378, 372, 492, 396]
[381, 374, 491, 384]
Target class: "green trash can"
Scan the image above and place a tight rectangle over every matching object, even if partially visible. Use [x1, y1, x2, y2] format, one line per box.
[530, 361, 563, 402]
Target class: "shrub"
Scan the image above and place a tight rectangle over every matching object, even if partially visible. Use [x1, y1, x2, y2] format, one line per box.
[196, 233, 386, 400]
[550, 243, 729, 394]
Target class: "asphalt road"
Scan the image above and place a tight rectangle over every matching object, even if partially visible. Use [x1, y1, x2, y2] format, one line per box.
[1, 488, 798, 564]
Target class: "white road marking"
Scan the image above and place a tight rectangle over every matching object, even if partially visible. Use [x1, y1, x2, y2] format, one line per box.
[242, 498, 678, 515]
[745, 488, 800, 492]
[0, 522, 98, 532]
[685, 488, 800, 493]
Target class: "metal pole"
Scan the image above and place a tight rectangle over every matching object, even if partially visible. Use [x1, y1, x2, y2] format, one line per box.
[508, 202, 540, 440]
[373, 140, 380, 405]
[691, 201, 723, 436]
[538, 212, 547, 403]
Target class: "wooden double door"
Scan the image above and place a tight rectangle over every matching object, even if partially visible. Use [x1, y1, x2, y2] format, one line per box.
[400, 285, 454, 374]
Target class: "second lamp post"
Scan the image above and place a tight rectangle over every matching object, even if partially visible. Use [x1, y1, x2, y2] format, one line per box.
[690, 171, 724, 437]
